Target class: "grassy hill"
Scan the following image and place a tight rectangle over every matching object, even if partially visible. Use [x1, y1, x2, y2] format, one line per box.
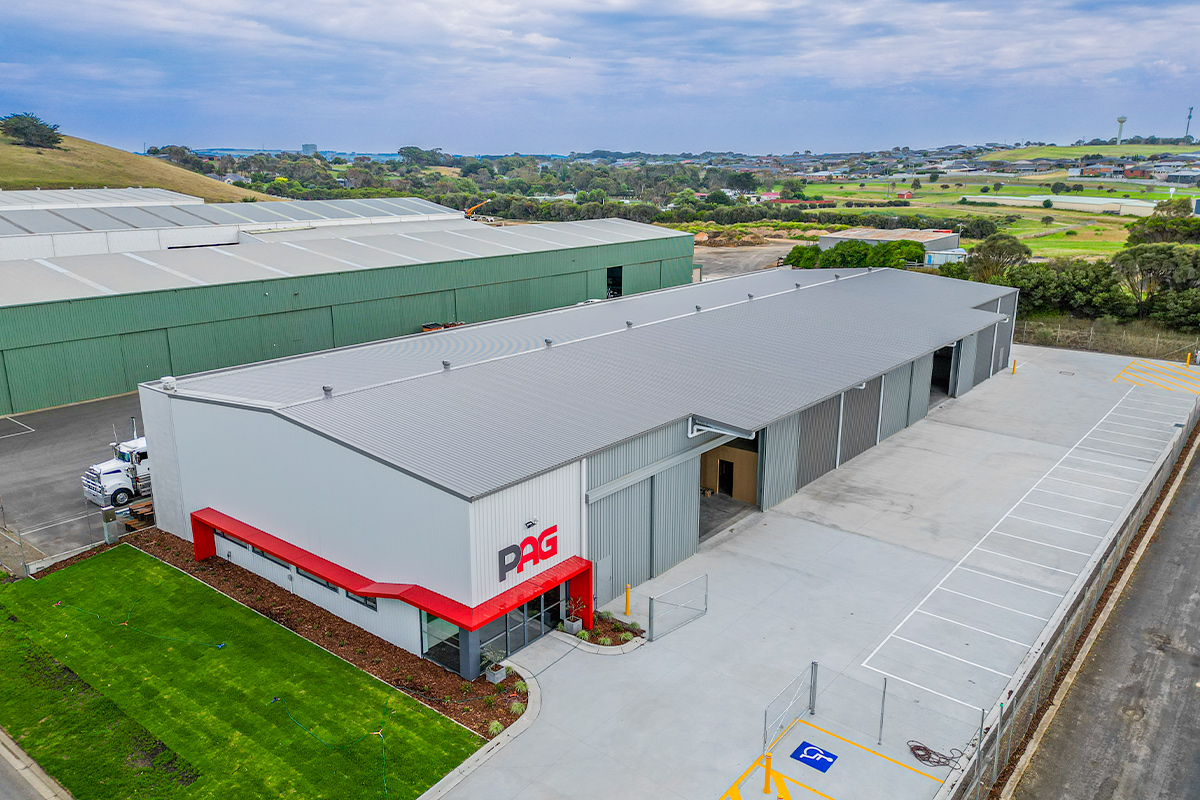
[0, 134, 275, 202]
[981, 144, 1199, 161]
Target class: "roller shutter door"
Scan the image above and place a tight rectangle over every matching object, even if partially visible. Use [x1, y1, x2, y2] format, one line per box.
[839, 376, 883, 464]
[908, 353, 934, 425]
[758, 411, 802, 509]
[879, 363, 912, 441]
[798, 396, 841, 488]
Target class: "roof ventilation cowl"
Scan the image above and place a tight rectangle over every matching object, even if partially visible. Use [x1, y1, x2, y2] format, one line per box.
[161, 376, 177, 392]
[322, 385, 333, 399]
[442, 360, 451, 372]
[695, 305, 702, 313]
[545, 338, 553, 348]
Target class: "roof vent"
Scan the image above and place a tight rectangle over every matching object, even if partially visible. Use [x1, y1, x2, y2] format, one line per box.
[795, 283, 802, 289]
[322, 385, 333, 399]
[626, 320, 633, 329]
[747, 293, 754, 300]
[834, 274, 840, 280]
[695, 305, 702, 313]
[544, 338, 553, 348]
[161, 376, 177, 392]
[442, 360, 451, 371]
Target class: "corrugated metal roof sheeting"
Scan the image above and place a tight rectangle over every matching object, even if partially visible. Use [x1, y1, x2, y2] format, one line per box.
[169, 269, 1010, 499]
[0, 188, 203, 211]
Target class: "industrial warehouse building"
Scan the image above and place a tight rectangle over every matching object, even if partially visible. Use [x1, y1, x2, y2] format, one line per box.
[141, 267, 1018, 679]
[817, 227, 961, 252]
[0, 191, 692, 414]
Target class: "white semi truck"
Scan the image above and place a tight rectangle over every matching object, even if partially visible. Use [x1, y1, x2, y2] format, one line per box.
[82, 420, 151, 507]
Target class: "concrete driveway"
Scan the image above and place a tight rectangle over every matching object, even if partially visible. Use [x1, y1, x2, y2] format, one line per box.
[443, 346, 1197, 800]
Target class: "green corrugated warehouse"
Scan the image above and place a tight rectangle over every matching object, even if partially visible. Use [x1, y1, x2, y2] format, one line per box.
[0, 203, 693, 414]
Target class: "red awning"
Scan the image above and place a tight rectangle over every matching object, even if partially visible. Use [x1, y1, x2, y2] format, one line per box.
[191, 508, 589, 632]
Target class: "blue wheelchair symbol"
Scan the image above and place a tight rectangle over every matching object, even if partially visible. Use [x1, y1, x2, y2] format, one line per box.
[790, 741, 838, 773]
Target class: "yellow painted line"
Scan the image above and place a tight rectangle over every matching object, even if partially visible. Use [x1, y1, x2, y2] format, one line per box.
[769, 718, 801, 751]
[1152, 361, 1200, 380]
[1120, 367, 1184, 393]
[796, 719, 943, 784]
[720, 756, 763, 800]
[1132, 361, 1200, 389]
[776, 771, 838, 800]
[1123, 366, 1197, 393]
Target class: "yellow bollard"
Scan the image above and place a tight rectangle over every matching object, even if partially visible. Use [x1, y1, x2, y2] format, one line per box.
[1189, 352, 1193, 367]
[1011, 358, 1017, 375]
[624, 584, 631, 616]
[763, 753, 773, 794]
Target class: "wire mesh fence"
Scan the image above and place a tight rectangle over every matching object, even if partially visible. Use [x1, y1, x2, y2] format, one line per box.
[937, 402, 1198, 800]
[1014, 320, 1200, 362]
[763, 661, 814, 752]
[647, 573, 707, 641]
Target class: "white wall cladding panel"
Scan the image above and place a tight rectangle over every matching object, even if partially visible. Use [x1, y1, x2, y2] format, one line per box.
[0, 235, 54, 261]
[974, 322, 997, 387]
[953, 333, 977, 397]
[219, 541, 420, 653]
[651, 458, 700, 575]
[139, 386, 187, 539]
[839, 376, 883, 464]
[995, 292, 1017, 374]
[106, 229, 165, 254]
[168, 399, 474, 605]
[798, 396, 840, 488]
[159, 225, 240, 249]
[758, 411, 801, 509]
[51, 232, 110, 258]
[879, 363, 912, 441]
[908, 353, 934, 425]
[587, 419, 716, 489]
[588, 478, 652, 605]
[469, 461, 582, 606]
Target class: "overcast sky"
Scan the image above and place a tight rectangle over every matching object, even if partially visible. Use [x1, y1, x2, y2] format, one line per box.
[1, 1, 1197, 155]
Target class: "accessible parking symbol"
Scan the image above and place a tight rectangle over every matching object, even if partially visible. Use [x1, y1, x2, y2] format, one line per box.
[790, 741, 838, 773]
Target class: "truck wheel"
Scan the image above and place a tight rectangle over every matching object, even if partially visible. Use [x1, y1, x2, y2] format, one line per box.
[110, 489, 133, 507]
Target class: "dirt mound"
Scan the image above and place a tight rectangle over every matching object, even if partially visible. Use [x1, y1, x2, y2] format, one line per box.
[693, 230, 768, 247]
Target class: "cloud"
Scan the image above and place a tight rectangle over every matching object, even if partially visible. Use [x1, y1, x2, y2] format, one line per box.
[1, 0, 1196, 152]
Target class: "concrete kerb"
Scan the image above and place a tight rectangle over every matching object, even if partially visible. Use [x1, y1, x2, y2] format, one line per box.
[997, 414, 1200, 799]
[416, 660, 542, 800]
[548, 628, 646, 654]
[0, 724, 73, 799]
[934, 398, 1200, 800]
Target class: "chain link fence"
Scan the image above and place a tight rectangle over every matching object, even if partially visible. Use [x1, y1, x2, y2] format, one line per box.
[936, 401, 1200, 800]
[647, 573, 707, 641]
[1014, 320, 1200, 362]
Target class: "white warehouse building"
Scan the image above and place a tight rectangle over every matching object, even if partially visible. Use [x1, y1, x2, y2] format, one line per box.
[141, 267, 1018, 678]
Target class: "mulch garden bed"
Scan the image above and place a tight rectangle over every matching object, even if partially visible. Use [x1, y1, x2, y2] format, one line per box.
[580, 610, 644, 645]
[35, 530, 527, 739]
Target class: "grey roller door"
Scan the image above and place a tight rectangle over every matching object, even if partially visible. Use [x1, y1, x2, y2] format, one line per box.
[839, 376, 883, 464]
[953, 334, 977, 397]
[651, 458, 700, 576]
[974, 323, 996, 387]
[799, 395, 841, 488]
[588, 478, 651, 605]
[908, 353, 934, 425]
[758, 411, 801, 509]
[880, 363, 912, 441]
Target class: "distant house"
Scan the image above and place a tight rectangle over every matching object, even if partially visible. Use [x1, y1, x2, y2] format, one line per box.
[896, 190, 914, 199]
[221, 174, 249, 185]
[758, 192, 781, 202]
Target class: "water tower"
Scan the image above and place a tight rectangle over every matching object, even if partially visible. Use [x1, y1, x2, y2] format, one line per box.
[1117, 116, 1127, 146]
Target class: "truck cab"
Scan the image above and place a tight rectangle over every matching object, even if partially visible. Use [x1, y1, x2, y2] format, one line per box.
[82, 437, 151, 507]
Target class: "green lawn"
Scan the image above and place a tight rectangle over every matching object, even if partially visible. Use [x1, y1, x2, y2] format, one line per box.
[0, 546, 481, 800]
[980, 144, 1200, 161]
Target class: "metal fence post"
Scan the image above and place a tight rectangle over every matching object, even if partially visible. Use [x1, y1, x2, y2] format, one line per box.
[992, 702, 1004, 784]
[975, 708, 985, 790]
[877, 677, 887, 745]
[648, 596, 655, 642]
[809, 661, 818, 715]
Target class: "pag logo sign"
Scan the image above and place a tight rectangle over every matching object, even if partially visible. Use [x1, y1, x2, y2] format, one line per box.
[498, 525, 558, 583]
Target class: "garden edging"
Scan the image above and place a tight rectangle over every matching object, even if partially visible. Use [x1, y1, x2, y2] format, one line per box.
[549, 629, 645, 654]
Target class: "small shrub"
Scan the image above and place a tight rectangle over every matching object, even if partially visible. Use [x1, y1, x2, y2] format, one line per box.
[598, 636, 613, 646]
[1065, 230, 1079, 236]
[575, 630, 590, 642]
[487, 720, 504, 737]
[505, 666, 516, 677]
[596, 611, 613, 621]
[460, 683, 474, 695]
[619, 631, 634, 642]
[556, 622, 565, 632]
[484, 696, 495, 708]
[515, 680, 528, 694]
[510, 701, 526, 716]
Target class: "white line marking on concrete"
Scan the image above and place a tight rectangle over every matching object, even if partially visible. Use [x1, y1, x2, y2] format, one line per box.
[1041, 475, 1134, 494]
[1085, 436, 1162, 453]
[1028, 488, 1124, 508]
[1075, 445, 1154, 463]
[1113, 407, 1182, 419]
[989, 530, 1094, 557]
[863, 387, 1136, 676]
[1053, 465, 1140, 483]
[936, 588, 1051, 621]
[1125, 394, 1195, 409]
[975, 547, 1080, 574]
[1004, 516, 1104, 538]
[0, 417, 35, 439]
[859, 667, 979, 710]
[892, 636, 1014, 677]
[914, 610, 1035, 648]
[1019, 502, 1116, 523]
[1109, 413, 1175, 425]
[955, 566, 1066, 596]
[1062, 455, 1147, 473]
[19, 512, 92, 535]
[1095, 427, 1173, 443]
[1103, 420, 1174, 434]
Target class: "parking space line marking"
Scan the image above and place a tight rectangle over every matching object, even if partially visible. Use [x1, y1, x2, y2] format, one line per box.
[721, 755, 764, 800]
[1054, 465, 1140, 482]
[795, 719, 943, 783]
[1020, 502, 1116, 523]
[858, 666, 978, 710]
[769, 718, 800, 751]
[775, 771, 836, 799]
[893, 635, 1013, 677]
[989, 530, 1093, 556]
[1062, 455, 1147, 473]
[1095, 427, 1173, 443]
[1109, 414, 1175, 427]
[956, 566, 1066, 596]
[937, 588, 1051, 620]
[1005, 516, 1103, 538]
[1075, 445, 1154, 463]
[1121, 367, 1197, 393]
[1120, 371, 1178, 392]
[19, 512, 93, 535]
[914, 609, 1034, 647]
[1114, 405, 1184, 418]
[975, 547, 1079, 574]
[1127, 392, 1196, 408]
[0, 417, 35, 439]
[1085, 436, 1162, 453]
[1126, 362, 1200, 389]
[1028, 488, 1124, 508]
[1041, 476, 1133, 494]
[862, 388, 1135, 678]
[1103, 419, 1174, 434]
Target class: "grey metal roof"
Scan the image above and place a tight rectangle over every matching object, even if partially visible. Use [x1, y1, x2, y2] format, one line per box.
[0, 187, 203, 211]
[0, 216, 686, 308]
[157, 268, 1012, 500]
